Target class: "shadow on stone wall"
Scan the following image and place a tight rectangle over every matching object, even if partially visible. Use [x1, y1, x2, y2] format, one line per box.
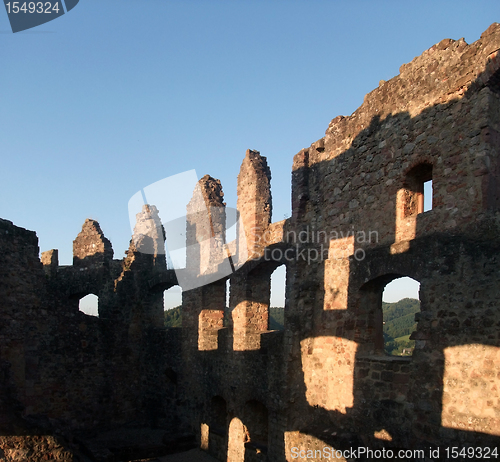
[188, 52, 500, 460]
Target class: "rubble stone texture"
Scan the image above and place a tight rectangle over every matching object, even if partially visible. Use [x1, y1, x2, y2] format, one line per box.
[1, 23, 500, 461]
[73, 218, 113, 266]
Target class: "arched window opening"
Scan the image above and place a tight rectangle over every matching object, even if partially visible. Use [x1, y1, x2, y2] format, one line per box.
[270, 265, 286, 330]
[164, 285, 182, 327]
[382, 277, 420, 356]
[79, 293, 98, 317]
[359, 274, 421, 357]
[403, 163, 433, 216]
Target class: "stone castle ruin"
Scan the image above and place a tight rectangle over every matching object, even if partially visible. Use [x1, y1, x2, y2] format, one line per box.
[1, 23, 500, 461]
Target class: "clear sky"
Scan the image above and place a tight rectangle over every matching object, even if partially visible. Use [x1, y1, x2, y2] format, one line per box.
[1, 0, 498, 309]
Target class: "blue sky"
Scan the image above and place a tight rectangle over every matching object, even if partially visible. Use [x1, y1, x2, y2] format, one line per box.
[1, 0, 498, 308]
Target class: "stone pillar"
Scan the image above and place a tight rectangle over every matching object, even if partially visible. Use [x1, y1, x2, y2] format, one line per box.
[186, 175, 228, 283]
[131, 204, 166, 267]
[237, 149, 272, 260]
[184, 175, 227, 351]
[116, 205, 166, 327]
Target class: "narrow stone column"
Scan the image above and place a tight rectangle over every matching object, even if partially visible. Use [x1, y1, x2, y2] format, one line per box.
[236, 149, 272, 260]
[184, 175, 227, 351]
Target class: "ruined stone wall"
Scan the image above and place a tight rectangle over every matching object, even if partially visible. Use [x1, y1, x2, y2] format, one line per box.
[178, 171, 288, 462]
[1, 23, 500, 462]
[0, 219, 41, 428]
[282, 23, 500, 457]
[294, 26, 500, 249]
[177, 23, 500, 462]
[0, 209, 181, 461]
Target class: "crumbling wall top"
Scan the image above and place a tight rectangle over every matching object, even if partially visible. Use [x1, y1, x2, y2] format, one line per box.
[312, 23, 500, 167]
[73, 218, 113, 266]
[197, 174, 225, 208]
[186, 175, 227, 277]
[131, 204, 166, 258]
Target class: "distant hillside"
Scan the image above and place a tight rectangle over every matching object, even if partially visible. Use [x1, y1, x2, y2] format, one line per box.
[269, 307, 284, 330]
[382, 298, 419, 355]
[164, 306, 285, 330]
[164, 306, 182, 327]
[165, 300, 417, 352]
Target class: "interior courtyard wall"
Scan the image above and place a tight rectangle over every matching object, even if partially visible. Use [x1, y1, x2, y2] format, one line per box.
[1, 23, 500, 462]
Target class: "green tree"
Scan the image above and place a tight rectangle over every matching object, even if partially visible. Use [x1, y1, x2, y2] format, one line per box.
[164, 306, 182, 327]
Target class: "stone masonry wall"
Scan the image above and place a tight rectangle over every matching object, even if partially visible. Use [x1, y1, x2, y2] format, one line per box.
[0, 209, 182, 459]
[1, 23, 500, 462]
[282, 23, 500, 458]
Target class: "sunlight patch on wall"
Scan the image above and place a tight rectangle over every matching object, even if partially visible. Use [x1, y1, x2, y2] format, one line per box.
[323, 236, 354, 310]
[228, 417, 247, 462]
[200, 423, 209, 450]
[442, 344, 500, 436]
[284, 431, 348, 462]
[198, 309, 224, 351]
[301, 336, 357, 413]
